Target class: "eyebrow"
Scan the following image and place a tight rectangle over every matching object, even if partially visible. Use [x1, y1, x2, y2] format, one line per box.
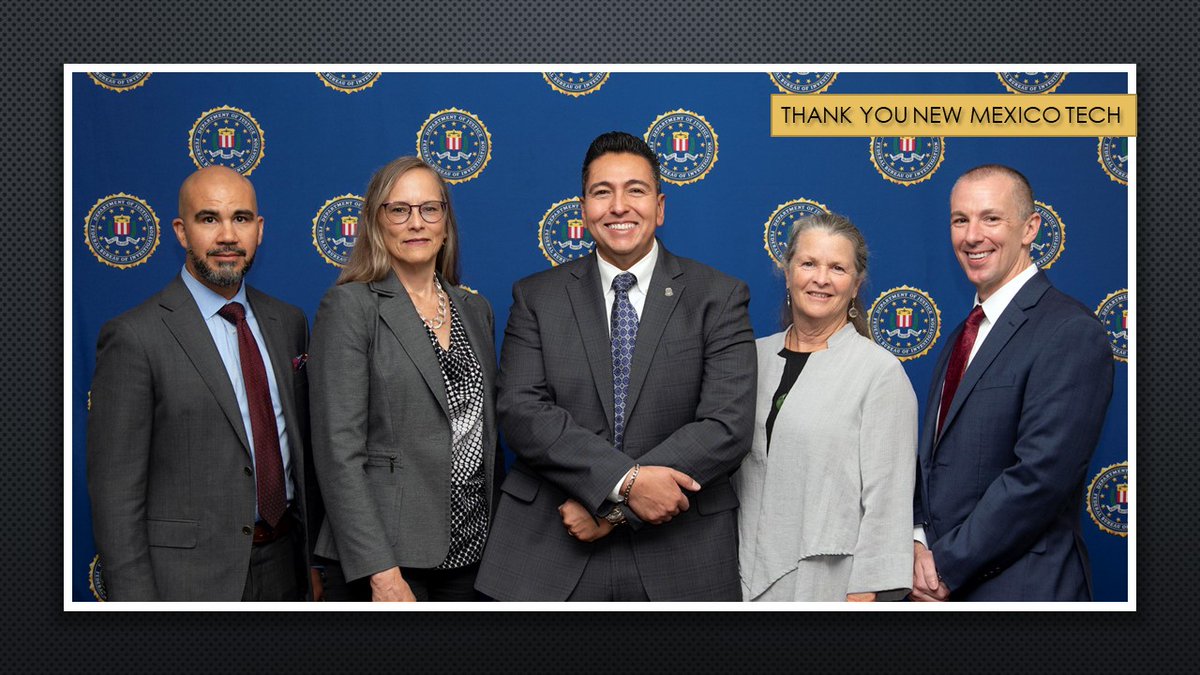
[950, 208, 1002, 217]
[193, 209, 256, 219]
[587, 178, 653, 191]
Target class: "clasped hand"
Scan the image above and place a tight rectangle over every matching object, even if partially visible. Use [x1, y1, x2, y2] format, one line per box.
[909, 541, 950, 601]
[558, 499, 612, 542]
[625, 466, 700, 524]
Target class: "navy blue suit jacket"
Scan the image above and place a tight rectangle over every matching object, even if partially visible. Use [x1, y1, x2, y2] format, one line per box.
[914, 270, 1113, 601]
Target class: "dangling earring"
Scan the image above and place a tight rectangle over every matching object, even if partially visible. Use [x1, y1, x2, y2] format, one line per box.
[785, 290, 792, 306]
[848, 300, 859, 319]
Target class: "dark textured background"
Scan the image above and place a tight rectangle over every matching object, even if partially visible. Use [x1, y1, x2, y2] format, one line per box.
[7, 0, 1188, 671]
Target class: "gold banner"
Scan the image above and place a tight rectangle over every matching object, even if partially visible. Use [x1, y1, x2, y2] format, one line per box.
[770, 94, 1137, 137]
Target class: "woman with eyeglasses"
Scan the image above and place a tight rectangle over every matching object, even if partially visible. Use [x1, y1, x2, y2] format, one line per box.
[308, 157, 500, 601]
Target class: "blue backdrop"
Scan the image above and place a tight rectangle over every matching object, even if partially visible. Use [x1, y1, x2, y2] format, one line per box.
[70, 70, 1130, 601]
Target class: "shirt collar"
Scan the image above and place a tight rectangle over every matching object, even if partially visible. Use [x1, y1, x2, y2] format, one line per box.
[597, 239, 658, 293]
[179, 265, 250, 321]
[976, 263, 1038, 323]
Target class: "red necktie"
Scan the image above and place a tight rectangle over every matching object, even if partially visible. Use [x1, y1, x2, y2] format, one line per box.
[218, 302, 287, 527]
[936, 305, 986, 441]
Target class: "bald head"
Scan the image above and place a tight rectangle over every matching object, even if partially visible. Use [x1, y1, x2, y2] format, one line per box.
[172, 165, 264, 299]
[178, 166, 258, 218]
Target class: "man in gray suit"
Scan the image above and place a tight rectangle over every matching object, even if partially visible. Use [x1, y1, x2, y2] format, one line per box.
[475, 132, 756, 601]
[88, 166, 315, 601]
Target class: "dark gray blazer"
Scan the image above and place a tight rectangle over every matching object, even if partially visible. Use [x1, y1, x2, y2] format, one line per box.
[87, 274, 312, 601]
[475, 244, 756, 601]
[914, 270, 1114, 601]
[308, 273, 499, 583]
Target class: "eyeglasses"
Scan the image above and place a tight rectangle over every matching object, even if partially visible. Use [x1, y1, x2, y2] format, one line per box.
[379, 200, 447, 225]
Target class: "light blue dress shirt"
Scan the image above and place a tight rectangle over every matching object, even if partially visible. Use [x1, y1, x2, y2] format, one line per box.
[180, 268, 295, 521]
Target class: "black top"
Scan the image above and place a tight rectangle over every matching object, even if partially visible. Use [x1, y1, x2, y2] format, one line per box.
[765, 348, 811, 453]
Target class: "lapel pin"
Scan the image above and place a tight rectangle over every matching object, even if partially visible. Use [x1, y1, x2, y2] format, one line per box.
[664, 287, 673, 297]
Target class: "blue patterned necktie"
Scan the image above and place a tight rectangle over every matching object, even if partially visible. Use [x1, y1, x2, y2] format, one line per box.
[610, 272, 639, 449]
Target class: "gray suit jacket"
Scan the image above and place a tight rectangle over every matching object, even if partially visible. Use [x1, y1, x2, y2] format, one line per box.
[308, 273, 499, 582]
[475, 244, 756, 600]
[87, 274, 312, 601]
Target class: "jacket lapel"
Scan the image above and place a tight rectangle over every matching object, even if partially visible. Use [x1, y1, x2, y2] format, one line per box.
[623, 246, 684, 421]
[920, 323, 955, 483]
[935, 270, 1051, 454]
[246, 286, 302, 442]
[566, 255, 616, 435]
[373, 272, 450, 418]
[158, 275, 252, 456]
[447, 283, 496, 426]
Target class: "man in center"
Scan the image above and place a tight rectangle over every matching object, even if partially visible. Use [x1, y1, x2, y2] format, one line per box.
[476, 131, 756, 601]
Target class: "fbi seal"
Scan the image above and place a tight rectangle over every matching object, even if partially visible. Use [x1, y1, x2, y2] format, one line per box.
[763, 198, 830, 267]
[543, 72, 610, 96]
[1096, 289, 1129, 362]
[417, 108, 492, 184]
[870, 136, 945, 186]
[768, 72, 837, 94]
[84, 193, 160, 269]
[1030, 200, 1066, 269]
[89, 555, 107, 602]
[312, 194, 364, 268]
[1098, 136, 1129, 185]
[1087, 462, 1129, 536]
[87, 72, 151, 92]
[997, 72, 1067, 94]
[188, 105, 265, 175]
[868, 286, 942, 361]
[316, 72, 380, 94]
[538, 197, 593, 266]
[644, 110, 718, 186]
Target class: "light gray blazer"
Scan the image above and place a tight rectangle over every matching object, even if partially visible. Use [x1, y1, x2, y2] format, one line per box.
[308, 272, 498, 582]
[733, 323, 916, 601]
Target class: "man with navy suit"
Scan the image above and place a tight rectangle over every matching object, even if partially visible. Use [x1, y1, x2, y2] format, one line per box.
[910, 165, 1114, 601]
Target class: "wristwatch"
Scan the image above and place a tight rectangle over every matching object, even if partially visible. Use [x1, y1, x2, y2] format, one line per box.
[603, 505, 627, 525]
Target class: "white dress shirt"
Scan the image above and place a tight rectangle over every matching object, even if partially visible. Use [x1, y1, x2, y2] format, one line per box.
[596, 239, 658, 337]
[595, 241, 659, 501]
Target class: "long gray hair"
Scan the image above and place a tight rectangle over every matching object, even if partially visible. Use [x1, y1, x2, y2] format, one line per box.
[780, 212, 870, 337]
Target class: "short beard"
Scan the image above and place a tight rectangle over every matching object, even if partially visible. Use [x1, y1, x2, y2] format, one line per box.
[188, 246, 253, 288]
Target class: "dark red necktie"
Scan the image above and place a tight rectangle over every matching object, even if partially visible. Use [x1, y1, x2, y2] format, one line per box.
[936, 305, 986, 441]
[218, 302, 287, 527]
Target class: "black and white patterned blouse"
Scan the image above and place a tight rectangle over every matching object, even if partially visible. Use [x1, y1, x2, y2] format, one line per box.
[423, 301, 489, 569]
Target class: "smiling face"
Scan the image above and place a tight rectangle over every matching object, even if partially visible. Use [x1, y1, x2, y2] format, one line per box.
[580, 152, 665, 270]
[380, 167, 447, 274]
[949, 172, 1040, 302]
[172, 166, 263, 299]
[787, 229, 862, 330]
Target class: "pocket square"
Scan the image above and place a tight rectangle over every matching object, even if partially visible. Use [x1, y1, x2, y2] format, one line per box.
[292, 353, 308, 371]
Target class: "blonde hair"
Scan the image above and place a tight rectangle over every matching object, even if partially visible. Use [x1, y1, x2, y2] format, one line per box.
[338, 157, 461, 286]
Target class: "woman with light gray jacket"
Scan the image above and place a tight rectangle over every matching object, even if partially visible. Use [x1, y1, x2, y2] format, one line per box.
[733, 213, 917, 602]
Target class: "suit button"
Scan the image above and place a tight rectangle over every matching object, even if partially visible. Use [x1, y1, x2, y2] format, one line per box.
[242, 526, 253, 535]
[243, 466, 253, 476]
